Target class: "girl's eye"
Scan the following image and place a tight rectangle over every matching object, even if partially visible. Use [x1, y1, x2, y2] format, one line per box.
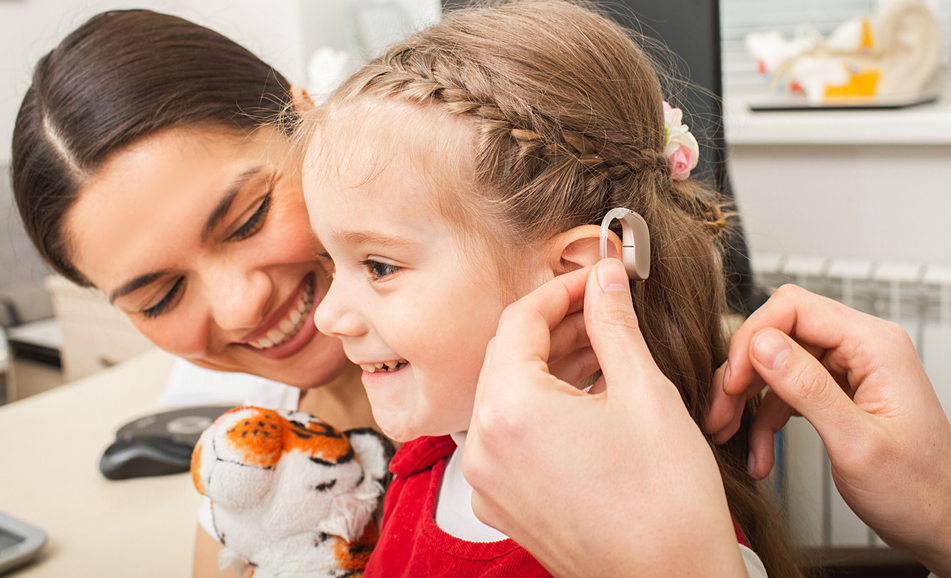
[228, 191, 272, 242]
[142, 277, 185, 319]
[360, 258, 402, 281]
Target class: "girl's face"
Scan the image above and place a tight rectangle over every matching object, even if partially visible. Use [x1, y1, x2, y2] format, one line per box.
[303, 101, 544, 442]
[66, 126, 351, 389]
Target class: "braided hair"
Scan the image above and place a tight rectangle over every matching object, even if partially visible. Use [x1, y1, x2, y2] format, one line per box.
[311, 2, 801, 576]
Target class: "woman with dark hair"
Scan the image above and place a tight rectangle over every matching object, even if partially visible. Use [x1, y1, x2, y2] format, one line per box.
[11, 10, 374, 577]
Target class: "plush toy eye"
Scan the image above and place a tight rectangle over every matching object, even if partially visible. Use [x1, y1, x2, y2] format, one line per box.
[315, 480, 336, 491]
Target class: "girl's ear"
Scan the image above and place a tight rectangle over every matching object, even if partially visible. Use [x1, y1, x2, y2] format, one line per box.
[548, 224, 622, 276]
[290, 85, 316, 114]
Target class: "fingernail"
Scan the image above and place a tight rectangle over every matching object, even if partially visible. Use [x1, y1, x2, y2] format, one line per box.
[752, 330, 791, 372]
[598, 259, 629, 293]
[747, 451, 755, 475]
[721, 360, 731, 393]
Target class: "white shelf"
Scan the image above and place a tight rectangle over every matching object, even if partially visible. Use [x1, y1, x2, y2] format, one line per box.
[724, 80, 951, 146]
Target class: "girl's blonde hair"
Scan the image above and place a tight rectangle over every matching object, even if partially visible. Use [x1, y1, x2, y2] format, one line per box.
[315, 1, 801, 575]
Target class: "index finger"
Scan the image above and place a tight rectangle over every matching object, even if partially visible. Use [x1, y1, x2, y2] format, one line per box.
[490, 266, 592, 365]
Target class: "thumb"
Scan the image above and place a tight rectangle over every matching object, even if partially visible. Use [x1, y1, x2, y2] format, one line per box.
[748, 328, 865, 455]
[584, 259, 661, 393]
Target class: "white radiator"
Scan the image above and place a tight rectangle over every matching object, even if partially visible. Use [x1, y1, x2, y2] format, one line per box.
[751, 253, 951, 548]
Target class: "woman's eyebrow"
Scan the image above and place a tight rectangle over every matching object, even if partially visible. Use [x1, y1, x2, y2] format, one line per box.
[109, 166, 265, 304]
[109, 270, 170, 303]
[200, 166, 263, 242]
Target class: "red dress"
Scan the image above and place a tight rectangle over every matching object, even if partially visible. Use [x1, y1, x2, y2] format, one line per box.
[365, 435, 753, 577]
[365, 435, 550, 577]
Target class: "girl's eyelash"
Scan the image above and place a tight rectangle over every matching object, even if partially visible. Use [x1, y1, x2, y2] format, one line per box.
[228, 190, 273, 242]
[360, 258, 402, 280]
[142, 277, 185, 319]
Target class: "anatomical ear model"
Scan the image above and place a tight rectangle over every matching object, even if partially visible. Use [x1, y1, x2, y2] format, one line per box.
[746, 0, 940, 105]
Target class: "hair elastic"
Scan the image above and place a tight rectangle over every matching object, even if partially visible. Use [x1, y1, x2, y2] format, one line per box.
[599, 208, 650, 281]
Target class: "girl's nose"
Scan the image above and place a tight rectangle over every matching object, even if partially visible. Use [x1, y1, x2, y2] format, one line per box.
[207, 267, 272, 332]
[313, 274, 366, 338]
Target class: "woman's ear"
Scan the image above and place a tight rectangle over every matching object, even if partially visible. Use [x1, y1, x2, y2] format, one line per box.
[290, 85, 316, 114]
[548, 224, 622, 276]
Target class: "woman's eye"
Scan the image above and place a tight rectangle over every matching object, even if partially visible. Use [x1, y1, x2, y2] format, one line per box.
[360, 259, 402, 281]
[228, 192, 272, 241]
[316, 252, 335, 279]
[142, 277, 185, 319]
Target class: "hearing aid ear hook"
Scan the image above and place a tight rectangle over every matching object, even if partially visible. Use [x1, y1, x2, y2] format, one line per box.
[599, 208, 650, 281]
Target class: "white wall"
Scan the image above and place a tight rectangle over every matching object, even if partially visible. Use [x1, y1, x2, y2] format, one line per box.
[730, 143, 951, 267]
[0, 0, 309, 167]
[0, 0, 441, 166]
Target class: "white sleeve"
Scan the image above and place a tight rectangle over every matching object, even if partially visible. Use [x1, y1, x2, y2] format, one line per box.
[740, 544, 769, 578]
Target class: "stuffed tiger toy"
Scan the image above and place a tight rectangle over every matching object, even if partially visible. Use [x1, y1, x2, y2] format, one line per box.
[191, 407, 394, 578]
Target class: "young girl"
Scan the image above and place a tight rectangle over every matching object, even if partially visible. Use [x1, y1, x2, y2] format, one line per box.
[300, 1, 801, 576]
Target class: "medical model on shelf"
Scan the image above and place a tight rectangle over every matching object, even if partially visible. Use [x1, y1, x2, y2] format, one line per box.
[746, 0, 940, 106]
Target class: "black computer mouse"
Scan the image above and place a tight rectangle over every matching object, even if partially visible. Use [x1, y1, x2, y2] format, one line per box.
[99, 405, 234, 480]
[99, 436, 195, 480]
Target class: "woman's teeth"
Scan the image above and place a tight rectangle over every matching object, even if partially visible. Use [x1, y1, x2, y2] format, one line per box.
[249, 279, 314, 350]
[361, 360, 408, 373]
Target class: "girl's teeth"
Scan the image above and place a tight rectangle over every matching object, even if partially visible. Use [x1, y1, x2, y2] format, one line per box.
[259, 337, 274, 348]
[361, 361, 407, 373]
[278, 320, 296, 334]
[266, 329, 285, 343]
[290, 310, 302, 324]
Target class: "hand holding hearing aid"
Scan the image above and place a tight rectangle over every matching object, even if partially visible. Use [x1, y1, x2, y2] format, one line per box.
[463, 259, 748, 578]
[704, 284, 951, 577]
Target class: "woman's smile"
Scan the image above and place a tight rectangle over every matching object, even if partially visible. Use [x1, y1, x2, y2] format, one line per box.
[239, 273, 320, 359]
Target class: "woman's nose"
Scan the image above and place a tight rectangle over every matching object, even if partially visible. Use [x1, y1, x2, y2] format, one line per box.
[313, 274, 366, 338]
[207, 268, 272, 332]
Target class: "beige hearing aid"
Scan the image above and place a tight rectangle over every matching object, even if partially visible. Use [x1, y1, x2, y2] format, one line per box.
[599, 208, 650, 281]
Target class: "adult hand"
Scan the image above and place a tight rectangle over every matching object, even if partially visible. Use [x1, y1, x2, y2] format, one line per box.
[704, 284, 951, 576]
[463, 259, 747, 577]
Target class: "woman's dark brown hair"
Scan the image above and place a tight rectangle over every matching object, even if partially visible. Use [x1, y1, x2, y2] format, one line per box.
[11, 9, 294, 286]
[314, 1, 802, 575]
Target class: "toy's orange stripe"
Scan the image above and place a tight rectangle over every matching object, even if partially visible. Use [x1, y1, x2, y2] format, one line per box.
[190, 442, 204, 494]
[333, 520, 379, 570]
[222, 408, 285, 468]
[284, 419, 353, 464]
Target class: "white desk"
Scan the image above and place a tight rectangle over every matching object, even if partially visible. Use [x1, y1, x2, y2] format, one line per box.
[0, 348, 203, 577]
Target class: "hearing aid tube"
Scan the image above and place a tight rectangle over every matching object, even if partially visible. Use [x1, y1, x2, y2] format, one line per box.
[599, 208, 650, 281]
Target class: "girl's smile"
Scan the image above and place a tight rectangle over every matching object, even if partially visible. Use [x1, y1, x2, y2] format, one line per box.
[304, 100, 515, 442]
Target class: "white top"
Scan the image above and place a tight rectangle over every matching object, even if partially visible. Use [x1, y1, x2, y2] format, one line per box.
[434, 432, 508, 542]
[434, 433, 769, 577]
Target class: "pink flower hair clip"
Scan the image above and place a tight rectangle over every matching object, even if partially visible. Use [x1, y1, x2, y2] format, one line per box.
[662, 102, 699, 180]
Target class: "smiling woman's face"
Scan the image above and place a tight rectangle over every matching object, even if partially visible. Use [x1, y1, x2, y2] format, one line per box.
[64, 125, 350, 388]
